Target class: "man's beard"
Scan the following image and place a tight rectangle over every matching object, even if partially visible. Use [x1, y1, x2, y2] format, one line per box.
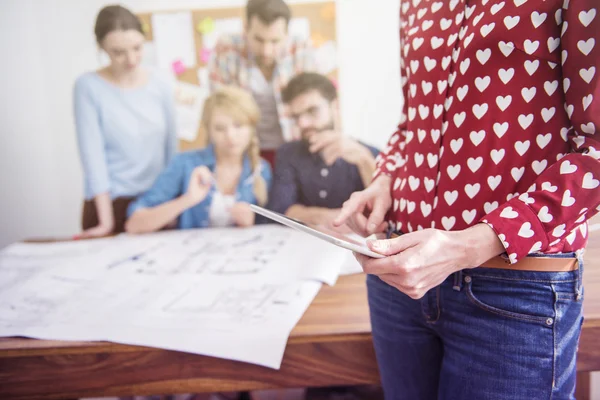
[256, 56, 276, 69]
[300, 121, 335, 144]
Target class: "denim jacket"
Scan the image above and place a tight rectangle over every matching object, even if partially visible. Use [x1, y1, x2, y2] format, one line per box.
[127, 145, 272, 229]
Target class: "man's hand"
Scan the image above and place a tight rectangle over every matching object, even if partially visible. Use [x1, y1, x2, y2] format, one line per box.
[306, 104, 372, 167]
[354, 224, 505, 299]
[333, 175, 392, 236]
[309, 133, 370, 166]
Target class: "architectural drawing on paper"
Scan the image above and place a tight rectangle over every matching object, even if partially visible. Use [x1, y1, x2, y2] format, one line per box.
[115, 230, 293, 276]
[164, 283, 302, 324]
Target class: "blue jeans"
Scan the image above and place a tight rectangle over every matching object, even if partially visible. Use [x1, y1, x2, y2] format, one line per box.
[367, 253, 584, 400]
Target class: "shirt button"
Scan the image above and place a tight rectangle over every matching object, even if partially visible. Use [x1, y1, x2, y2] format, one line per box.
[321, 168, 329, 177]
[319, 190, 328, 199]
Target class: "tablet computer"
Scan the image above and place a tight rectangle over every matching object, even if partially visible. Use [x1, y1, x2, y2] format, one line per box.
[250, 204, 385, 259]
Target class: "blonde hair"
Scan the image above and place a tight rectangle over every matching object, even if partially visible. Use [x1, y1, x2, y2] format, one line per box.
[198, 86, 268, 206]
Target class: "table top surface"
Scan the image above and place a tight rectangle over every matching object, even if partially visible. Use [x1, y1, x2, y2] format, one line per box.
[1, 220, 599, 356]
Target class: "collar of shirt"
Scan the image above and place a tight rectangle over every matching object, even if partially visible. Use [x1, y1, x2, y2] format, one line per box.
[201, 144, 254, 186]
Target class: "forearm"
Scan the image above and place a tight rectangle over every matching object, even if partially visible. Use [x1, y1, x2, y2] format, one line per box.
[286, 205, 339, 225]
[93, 192, 114, 229]
[126, 195, 195, 234]
[460, 223, 506, 268]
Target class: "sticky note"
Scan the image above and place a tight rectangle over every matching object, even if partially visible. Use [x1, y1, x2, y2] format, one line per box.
[172, 59, 186, 75]
[197, 17, 215, 34]
[200, 48, 211, 64]
[142, 22, 150, 34]
[197, 67, 209, 85]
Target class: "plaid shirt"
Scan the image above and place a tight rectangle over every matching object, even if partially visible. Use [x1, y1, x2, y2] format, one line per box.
[208, 34, 316, 142]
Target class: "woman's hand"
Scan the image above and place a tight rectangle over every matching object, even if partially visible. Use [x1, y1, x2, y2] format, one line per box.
[185, 166, 213, 205]
[231, 202, 255, 227]
[333, 175, 392, 236]
[78, 223, 114, 239]
[354, 224, 505, 299]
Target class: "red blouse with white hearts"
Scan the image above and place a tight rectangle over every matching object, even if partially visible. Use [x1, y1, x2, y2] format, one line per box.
[375, 0, 599, 264]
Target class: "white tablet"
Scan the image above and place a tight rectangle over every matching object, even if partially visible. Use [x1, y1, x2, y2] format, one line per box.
[250, 204, 385, 259]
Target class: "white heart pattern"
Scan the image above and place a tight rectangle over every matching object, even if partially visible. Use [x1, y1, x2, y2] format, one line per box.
[518, 222, 535, 238]
[538, 206, 553, 223]
[500, 207, 519, 219]
[379, 1, 597, 256]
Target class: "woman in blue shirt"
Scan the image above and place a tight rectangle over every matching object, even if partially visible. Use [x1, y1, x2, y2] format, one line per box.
[126, 86, 271, 232]
[74, 5, 176, 238]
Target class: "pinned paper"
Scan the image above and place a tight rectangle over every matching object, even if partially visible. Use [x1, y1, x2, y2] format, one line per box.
[172, 59, 186, 75]
[320, 4, 336, 21]
[289, 18, 310, 41]
[197, 17, 215, 34]
[152, 12, 196, 69]
[142, 42, 157, 67]
[174, 82, 210, 141]
[201, 18, 243, 51]
[141, 21, 150, 34]
[315, 41, 338, 75]
[200, 48, 212, 64]
[197, 68, 210, 86]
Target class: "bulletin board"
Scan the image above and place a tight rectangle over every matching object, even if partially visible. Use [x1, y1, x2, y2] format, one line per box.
[136, 2, 337, 151]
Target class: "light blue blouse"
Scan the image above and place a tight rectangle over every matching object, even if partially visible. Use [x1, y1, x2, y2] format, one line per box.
[73, 71, 177, 200]
[127, 145, 272, 229]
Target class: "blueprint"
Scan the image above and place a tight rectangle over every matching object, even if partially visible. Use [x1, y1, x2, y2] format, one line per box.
[0, 226, 347, 368]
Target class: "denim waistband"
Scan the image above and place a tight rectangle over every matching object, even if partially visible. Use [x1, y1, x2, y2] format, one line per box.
[452, 251, 584, 299]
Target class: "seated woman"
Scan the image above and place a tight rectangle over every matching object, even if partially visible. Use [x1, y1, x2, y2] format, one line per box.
[126, 86, 271, 233]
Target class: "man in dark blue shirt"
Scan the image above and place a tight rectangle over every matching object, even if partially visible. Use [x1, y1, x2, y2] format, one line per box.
[266, 72, 379, 227]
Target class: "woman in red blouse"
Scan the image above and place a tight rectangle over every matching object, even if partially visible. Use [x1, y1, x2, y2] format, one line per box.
[336, 0, 598, 398]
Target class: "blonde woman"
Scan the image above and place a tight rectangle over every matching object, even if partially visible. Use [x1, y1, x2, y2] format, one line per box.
[125, 86, 271, 233]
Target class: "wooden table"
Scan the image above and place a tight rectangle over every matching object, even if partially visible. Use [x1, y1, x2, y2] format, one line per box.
[0, 233, 598, 400]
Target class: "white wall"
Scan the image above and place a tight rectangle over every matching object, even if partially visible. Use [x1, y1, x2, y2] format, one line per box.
[0, 1, 65, 245]
[0, 0, 401, 247]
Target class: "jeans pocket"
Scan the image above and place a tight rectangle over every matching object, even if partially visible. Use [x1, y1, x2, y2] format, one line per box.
[465, 276, 555, 325]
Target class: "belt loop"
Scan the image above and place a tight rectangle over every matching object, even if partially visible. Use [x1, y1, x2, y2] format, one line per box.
[575, 250, 584, 300]
[453, 270, 463, 291]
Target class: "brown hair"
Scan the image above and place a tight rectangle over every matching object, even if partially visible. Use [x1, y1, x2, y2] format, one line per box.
[197, 86, 268, 206]
[282, 72, 338, 104]
[246, 0, 291, 26]
[94, 5, 143, 44]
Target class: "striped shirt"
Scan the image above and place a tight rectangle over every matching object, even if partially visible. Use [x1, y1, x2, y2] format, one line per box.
[249, 66, 284, 150]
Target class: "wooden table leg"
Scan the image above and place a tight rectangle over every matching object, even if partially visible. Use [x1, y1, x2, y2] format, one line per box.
[575, 371, 591, 400]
